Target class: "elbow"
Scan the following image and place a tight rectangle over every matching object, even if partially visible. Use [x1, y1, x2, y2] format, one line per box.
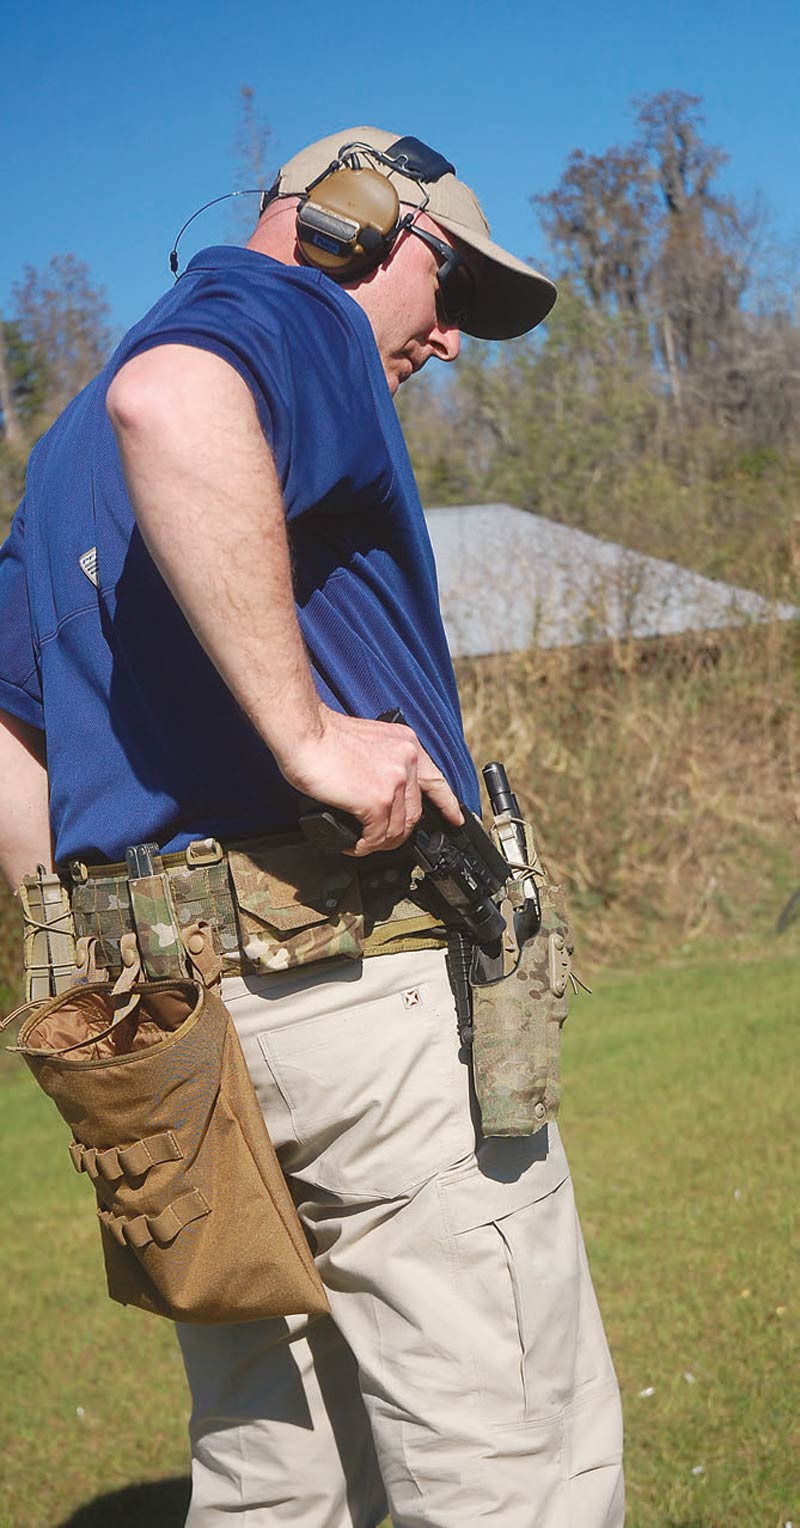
[106, 355, 169, 440]
[106, 370, 143, 441]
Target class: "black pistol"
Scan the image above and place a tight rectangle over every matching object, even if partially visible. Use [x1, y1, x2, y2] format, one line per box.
[298, 710, 515, 1049]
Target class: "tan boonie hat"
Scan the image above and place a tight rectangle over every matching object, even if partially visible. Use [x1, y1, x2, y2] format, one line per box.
[272, 126, 557, 341]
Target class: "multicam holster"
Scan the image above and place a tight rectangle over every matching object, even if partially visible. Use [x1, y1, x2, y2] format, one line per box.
[470, 817, 579, 1138]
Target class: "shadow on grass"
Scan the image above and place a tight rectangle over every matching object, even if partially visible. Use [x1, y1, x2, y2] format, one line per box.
[664, 1519, 718, 1528]
[56, 1476, 190, 1527]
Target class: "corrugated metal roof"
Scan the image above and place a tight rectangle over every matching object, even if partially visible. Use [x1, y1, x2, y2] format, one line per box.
[424, 504, 798, 657]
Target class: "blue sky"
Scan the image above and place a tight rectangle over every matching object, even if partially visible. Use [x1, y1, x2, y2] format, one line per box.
[2, 0, 798, 335]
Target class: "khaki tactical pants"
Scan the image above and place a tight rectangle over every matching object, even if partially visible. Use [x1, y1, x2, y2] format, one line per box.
[177, 947, 624, 1527]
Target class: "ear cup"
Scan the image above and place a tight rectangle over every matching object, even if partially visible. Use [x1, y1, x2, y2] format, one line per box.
[297, 167, 401, 278]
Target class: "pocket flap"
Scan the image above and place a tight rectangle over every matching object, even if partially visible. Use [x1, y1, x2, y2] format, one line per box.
[438, 1126, 570, 1235]
[229, 845, 357, 935]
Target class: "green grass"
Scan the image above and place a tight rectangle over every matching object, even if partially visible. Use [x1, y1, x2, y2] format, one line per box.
[0, 1064, 190, 1527]
[560, 944, 799, 1528]
[1, 944, 797, 1527]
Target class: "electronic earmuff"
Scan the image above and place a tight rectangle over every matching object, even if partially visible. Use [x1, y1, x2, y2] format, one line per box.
[296, 166, 404, 278]
[294, 137, 456, 282]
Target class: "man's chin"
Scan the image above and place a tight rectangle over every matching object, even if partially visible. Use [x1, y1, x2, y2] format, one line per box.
[385, 357, 419, 394]
[394, 363, 417, 392]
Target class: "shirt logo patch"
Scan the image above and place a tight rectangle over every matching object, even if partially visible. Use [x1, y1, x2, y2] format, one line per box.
[79, 547, 99, 587]
[402, 986, 424, 1008]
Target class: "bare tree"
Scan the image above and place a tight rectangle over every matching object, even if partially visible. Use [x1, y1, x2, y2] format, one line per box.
[534, 90, 773, 427]
[534, 145, 657, 328]
[635, 90, 728, 219]
[634, 91, 753, 407]
[0, 314, 23, 447]
[227, 84, 274, 243]
[12, 255, 112, 420]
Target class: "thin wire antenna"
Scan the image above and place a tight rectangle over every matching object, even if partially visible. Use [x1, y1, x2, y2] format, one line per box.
[169, 189, 267, 276]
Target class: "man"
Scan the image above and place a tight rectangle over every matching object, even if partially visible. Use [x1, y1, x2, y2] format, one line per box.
[0, 128, 624, 1525]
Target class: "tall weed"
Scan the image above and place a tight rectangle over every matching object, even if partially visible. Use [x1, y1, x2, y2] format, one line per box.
[458, 618, 799, 963]
[1, 623, 796, 1013]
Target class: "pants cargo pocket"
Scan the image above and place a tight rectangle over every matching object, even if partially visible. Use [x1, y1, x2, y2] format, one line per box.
[437, 1139, 591, 1428]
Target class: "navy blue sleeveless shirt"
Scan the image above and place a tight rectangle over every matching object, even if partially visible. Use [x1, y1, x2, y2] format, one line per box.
[0, 247, 479, 863]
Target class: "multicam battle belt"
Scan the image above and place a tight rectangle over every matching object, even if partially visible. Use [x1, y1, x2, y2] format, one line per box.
[17, 820, 582, 1142]
[18, 834, 448, 998]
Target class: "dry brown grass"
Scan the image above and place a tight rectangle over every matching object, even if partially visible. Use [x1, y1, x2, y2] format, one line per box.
[457, 618, 799, 963]
[1, 620, 796, 1016]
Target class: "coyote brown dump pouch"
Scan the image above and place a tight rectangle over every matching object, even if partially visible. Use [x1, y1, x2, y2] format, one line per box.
[470, 820, 575, 1137]
[9, 979, 329, 1324]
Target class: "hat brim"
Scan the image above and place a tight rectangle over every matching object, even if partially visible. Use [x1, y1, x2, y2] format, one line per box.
[430, 214, 557, 340]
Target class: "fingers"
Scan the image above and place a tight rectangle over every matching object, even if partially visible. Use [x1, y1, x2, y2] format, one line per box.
[291, 708, 462, 856]
[347, 745, 418, 856]
[403, 757, 423, 837]
[417, 747, 464, 826]
[349, 745, 461, 856]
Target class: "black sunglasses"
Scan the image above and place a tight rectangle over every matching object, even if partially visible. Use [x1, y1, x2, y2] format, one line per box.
[406, 224, 476, 328]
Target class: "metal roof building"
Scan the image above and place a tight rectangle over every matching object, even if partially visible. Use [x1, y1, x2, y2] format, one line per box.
[424, 503, 798, 658]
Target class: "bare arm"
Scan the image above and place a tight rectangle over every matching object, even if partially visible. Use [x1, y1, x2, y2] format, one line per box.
[106, 345, 461, 853]
[0, 709, 52, 888]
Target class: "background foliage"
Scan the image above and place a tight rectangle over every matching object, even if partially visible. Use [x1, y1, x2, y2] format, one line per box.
[0, 91, 798, 1009]
[398, 93, 799, 608]
[0, 88, 796, 1528]
[397, 93, 799, 971]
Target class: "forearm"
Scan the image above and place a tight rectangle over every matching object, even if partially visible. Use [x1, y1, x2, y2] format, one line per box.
[0, 710, 53, 888]
[107, 345, 322, 768]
